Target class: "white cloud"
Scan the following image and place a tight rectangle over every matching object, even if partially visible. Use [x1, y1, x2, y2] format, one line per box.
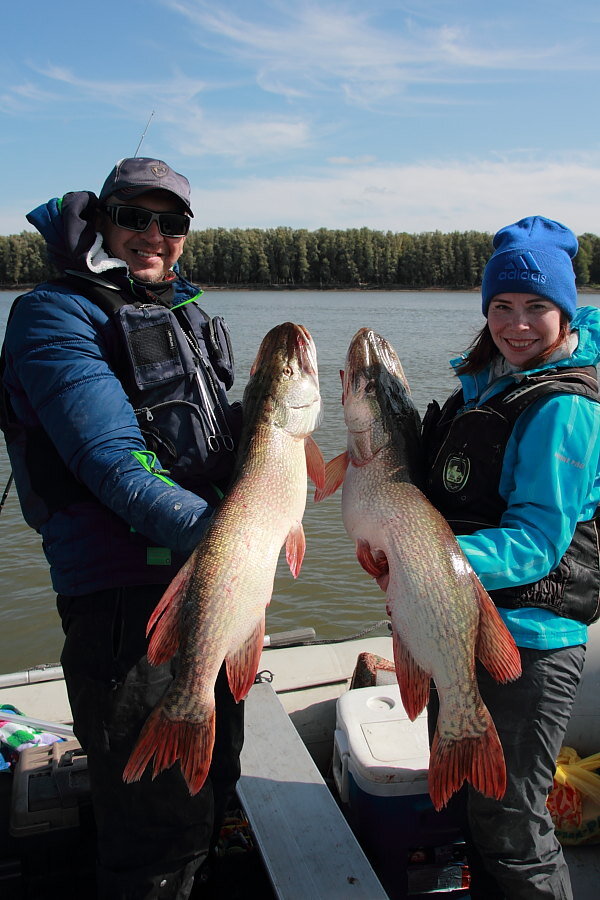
[189, 156, 600, 234]
[2, 153, 600, 238]
[164, 0, 596, 111]
[328, 155, 377, 165]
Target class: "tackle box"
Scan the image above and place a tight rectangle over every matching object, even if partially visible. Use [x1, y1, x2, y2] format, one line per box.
[332, 684, 463, 897]
[10, 738, 90, 837]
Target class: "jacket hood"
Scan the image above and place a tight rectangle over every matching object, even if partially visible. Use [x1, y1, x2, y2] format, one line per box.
[567, 305, 600, 368]
[27, 192, 126, 275]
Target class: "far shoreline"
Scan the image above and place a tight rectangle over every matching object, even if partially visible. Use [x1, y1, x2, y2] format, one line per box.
[3, 283, 600, 294]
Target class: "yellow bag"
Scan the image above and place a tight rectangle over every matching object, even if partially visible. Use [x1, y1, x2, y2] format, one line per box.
[547, 746, 600, 845]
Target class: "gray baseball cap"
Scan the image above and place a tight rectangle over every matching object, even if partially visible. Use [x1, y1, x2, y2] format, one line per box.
[99, 157, 193, 216]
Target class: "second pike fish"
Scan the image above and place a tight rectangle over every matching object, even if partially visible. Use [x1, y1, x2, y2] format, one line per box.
[124, 322, 325, 794]
[316, 328, 521, 810]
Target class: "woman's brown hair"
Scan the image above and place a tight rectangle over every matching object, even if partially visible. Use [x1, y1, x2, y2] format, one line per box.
[456, 316, 571, 376]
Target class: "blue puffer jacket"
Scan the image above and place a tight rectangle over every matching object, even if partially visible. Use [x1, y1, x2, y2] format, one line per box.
[2, 193, 238, 595]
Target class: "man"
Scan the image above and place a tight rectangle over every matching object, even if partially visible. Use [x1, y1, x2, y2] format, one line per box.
[1, 158, 244, 898]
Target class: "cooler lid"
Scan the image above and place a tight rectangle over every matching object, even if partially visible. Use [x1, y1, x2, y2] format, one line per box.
[336, 685, 430, 785]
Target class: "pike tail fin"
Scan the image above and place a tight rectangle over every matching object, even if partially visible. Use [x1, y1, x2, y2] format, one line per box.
[123, 704, 216, 796]
[428, 711, 506, 811]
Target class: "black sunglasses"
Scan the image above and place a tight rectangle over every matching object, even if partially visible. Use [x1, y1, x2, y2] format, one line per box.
[104, 204, 190, 237]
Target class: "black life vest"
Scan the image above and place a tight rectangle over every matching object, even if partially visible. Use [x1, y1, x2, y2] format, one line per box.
[422, 366, 600, 624]
[0, 274, 241, 526]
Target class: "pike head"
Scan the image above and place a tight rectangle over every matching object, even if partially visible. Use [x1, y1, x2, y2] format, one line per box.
[342, 328, 422, 483]
[243, 322, 322, 441]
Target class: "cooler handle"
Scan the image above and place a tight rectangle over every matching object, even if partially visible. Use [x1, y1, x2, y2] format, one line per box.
[332, 728, 350, 804]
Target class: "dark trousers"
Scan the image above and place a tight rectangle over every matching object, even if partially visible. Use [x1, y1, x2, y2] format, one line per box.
[428, 644, 585, 899]
[57, 586, 245, 900]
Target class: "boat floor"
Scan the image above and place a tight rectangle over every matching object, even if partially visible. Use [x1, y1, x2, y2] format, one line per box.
[0, 769, 275, 899]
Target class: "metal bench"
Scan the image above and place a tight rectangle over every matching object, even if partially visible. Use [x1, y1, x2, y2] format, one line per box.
[238, 681, 388, 899]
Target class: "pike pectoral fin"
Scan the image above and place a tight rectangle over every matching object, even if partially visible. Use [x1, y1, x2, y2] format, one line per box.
[392, 629, 431, 720]
[473, 574, 522, 683]
[314, 451, 349, 502]
[305, 435, 326, 490]
[226, 618, 266, 702]
[428, 711, 506, 811]
[356, 539, 388, 579]
[146, 554, 196, 664]
[123, 705, 216, 797]
[286, 521, 306, 578]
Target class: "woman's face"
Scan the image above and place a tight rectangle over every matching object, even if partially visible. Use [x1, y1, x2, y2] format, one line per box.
[487, 292, 563, 368]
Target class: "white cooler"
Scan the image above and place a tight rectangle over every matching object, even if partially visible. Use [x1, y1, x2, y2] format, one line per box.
[332, 685, 461, 896]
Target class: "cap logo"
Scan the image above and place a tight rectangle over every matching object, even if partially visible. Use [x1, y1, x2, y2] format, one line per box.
[150, 163, 169, 178]
[499, 252, 547, 286]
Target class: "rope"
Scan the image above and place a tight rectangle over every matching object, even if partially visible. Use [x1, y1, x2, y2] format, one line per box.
[309, 619, 391, 645]
[273, 619, 391, 650]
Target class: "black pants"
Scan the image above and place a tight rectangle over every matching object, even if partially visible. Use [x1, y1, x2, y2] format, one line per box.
[58, 586, 245, 900]
[428, 644, 585, 899]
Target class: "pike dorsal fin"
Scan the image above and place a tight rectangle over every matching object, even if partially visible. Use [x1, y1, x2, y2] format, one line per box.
[474, 574, 522, 683]
[146, 553, 196, 664]
[226, 618, 266, 702]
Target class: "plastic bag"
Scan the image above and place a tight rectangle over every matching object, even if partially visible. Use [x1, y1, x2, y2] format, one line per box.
[547, 746, 600, 845]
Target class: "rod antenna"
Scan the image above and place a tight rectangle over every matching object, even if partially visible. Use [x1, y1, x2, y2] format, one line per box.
[134, 111, 155, 157]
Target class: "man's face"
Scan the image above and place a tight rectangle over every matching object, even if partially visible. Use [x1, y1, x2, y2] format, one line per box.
[100, 190, 188, 282]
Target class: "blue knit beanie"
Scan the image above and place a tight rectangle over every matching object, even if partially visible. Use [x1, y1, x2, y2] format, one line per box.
[481, 216, 578, 320]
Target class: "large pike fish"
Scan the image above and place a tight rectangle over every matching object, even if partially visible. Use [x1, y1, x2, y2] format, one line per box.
[315, 328, 521, 810]
[124, 322, 325, 794]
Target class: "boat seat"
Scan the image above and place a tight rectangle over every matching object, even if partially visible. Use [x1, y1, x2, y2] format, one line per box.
[237, 681, 388, 899]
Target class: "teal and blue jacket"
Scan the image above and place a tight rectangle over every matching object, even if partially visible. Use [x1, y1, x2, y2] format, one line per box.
[1, 193, 239, 595]
[426, 305, 600, 649]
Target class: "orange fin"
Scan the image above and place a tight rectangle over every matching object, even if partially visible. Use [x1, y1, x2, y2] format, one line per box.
[286, 521, 306, 578]
[314, 451, 349, 502]
[305, 435, 325, 490]
[123, 704, 216, 796]
[473, 573, 522, 683]
[428, 708, 506, 811]
[356, 538, 388, 579]
[146, 554, 196, 665]
[392, 627, 431, 720]
[226, 618, 266, 702]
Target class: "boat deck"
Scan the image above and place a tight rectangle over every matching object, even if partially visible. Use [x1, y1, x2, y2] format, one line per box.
[1, 634, 600, 897]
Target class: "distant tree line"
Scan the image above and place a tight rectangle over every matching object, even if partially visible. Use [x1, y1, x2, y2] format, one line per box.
[2, 226, 600, 289]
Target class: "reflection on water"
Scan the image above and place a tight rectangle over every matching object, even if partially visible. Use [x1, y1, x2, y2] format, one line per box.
[2, 289, 597, 672]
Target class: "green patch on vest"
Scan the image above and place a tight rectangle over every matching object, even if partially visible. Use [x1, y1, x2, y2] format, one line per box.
[147, 547, 172, 566]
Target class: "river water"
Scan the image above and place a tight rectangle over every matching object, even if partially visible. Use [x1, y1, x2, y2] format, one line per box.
[2, 289, 597, 674]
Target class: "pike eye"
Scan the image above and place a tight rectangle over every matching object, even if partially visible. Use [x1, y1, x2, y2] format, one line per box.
[365, 380, 376, 394]
[282, 365, 293, 377]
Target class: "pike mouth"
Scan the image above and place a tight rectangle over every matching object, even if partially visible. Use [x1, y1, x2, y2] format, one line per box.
[291, 396, 321, 410]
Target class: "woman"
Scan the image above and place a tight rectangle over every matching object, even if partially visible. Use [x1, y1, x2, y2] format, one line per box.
[423, 216, 600, 899]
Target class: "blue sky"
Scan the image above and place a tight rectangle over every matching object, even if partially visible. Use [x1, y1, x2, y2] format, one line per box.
[3, 0, 600, 236]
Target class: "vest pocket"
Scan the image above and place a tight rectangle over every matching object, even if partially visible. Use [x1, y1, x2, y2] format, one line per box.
[117, 305, 195, 389]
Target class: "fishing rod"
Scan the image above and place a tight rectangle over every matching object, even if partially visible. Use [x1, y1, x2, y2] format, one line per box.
[0, 470, 13, 516]
[0, 111, 158, 520]
[134, 110, 155, 157]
